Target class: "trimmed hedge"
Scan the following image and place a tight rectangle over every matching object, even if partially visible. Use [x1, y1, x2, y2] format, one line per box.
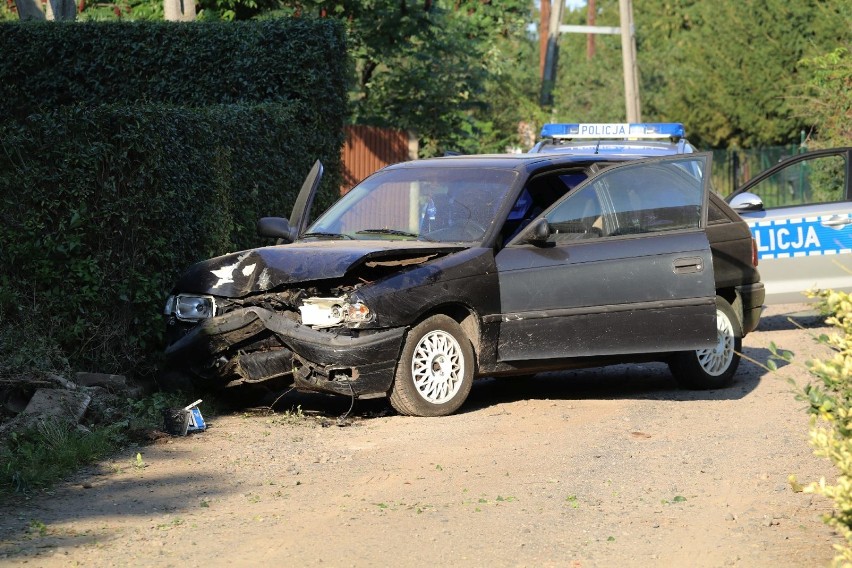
[0, 103, 344, 377]
[0, 19, 349, 118]
[0, 18, 349, 380]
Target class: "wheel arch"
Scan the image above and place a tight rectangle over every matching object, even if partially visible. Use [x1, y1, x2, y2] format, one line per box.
[716, 287, 745, 335]
[389, 307, 479, 416]
[407, 303, 481, 368]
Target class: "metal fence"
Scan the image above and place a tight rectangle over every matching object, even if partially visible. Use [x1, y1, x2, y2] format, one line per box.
[709, 144, 807, 197]
[340, 127, 806, 204]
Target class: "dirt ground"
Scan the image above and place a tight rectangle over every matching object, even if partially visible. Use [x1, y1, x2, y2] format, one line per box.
[0, 303, 845, 567]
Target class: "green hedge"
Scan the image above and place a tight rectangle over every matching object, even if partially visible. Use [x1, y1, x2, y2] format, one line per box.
[0, 19, 349, 118]
[0, 104, 339, 378]
[0, 18, 349, 381]
[0, 103, 344, 378]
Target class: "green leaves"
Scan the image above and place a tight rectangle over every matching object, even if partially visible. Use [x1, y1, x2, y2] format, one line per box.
[0, 19, 348, 380]
[767, 341, 795, 372]
[787, 290, 852, 564]
[0, 19, 349, 122]
[553, 0, 849, 148]
[793, 46, 852, 148]
[302, 0, 535, 156]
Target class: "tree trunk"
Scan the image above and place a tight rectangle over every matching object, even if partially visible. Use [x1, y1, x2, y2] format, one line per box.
[164, 0, 196, 21]
[46, 0, 77, 20]
[16, 0, 46, 20]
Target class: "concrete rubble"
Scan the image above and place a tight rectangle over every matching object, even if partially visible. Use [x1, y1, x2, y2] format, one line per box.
[0, 372, 142, 441]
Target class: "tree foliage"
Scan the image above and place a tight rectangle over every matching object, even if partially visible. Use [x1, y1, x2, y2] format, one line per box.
[53, 0, 540, 154]
[792, 46, 852, 148]
[256, 1, 539, 155]
[553, 0, 851, 148]
[4, 0, 848, 153]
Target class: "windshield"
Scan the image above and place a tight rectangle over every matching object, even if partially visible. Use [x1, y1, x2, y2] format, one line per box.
[306, 166, 519, 243]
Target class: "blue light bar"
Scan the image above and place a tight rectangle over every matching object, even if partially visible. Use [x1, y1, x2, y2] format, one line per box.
[540, 122, 685, 140]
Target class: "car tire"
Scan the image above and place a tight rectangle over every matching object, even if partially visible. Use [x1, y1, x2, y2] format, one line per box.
[669, 296, 742, 390]
[388, 315, 475, 417]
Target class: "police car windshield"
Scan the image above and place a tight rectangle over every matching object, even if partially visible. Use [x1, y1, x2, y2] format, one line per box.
[307, 167, 519, 243]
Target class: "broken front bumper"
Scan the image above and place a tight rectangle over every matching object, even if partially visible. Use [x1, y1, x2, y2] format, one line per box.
[164, 307, 406, 397]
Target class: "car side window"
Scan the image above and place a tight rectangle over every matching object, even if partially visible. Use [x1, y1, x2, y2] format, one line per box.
[545, 157, 705, 242]
[501, 171, 581, 244]
[544, 185, 604, 241]
[745, 154, 848, 208]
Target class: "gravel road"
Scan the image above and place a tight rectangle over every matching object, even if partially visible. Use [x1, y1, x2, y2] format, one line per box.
[0, 303, 844, 567]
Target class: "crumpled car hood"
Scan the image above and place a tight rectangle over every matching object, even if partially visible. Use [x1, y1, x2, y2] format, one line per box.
[173, 240, 464, 298]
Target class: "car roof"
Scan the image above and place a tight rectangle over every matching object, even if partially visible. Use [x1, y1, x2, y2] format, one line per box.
[530, 122, 696, 158]
[530, 139, 695, 157]
[382, 152, 628, 174]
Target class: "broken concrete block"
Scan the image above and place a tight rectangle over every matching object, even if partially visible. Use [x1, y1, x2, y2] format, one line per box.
[47, 373, 78, 390]
[21, 388, 92, 424]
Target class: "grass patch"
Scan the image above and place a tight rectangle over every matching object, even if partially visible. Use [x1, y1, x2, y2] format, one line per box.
[0, 391, 187, 500]
[0, 419, 124, 498]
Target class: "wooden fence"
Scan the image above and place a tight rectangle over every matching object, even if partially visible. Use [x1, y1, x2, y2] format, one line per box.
[341, 125, 417, 195]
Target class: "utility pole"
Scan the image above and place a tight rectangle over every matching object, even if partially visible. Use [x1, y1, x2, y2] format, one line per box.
[539, 0, 550, 79]
[619, 0, 641, 122]
[550, 0, 642, 121]
[539, 0, 564, 106]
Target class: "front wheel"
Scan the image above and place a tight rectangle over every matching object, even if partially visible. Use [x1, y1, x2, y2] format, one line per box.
[669, 296, 742, 390]
[389, 315, 475, 417]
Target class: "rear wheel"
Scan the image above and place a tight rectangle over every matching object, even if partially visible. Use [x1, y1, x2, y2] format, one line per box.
[669, 296, 742, 389]
[389, 315, 474, 417]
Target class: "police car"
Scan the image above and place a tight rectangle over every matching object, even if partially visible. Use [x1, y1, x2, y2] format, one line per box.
[727, 147, 852, 303]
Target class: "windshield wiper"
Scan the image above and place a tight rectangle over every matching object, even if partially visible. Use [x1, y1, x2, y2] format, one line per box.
[355, 229, 421, 239]
[301, 232, 353, 240]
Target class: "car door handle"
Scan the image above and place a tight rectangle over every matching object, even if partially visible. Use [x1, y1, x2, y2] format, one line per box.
[822, 215, 852, 227]
[672, 257, 704, 274]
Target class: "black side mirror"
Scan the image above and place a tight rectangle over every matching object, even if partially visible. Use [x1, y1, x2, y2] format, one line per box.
[523, 218, 551, 245]
[258, 217, 295, 243]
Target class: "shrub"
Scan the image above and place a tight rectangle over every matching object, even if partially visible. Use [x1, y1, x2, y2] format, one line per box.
[0, 18, 349, 381]
[0, 19, 349, 120]
[791, 290, 852, 565]
[0, 103, 343, 380]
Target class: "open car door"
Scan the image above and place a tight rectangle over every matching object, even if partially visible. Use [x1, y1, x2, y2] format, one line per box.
[727, 147, 852, 302]
[257, 160, 324, 243]
[494, 154, 717, 361]
[289, 160, 324, 239]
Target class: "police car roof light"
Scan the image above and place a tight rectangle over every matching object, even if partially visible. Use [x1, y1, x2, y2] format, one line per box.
[540, 122, 685, 141]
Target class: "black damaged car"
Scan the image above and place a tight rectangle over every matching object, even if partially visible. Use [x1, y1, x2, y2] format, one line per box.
[163, 153, 764, 416]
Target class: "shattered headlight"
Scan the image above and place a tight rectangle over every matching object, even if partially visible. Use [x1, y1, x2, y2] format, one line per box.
[164, 294, 217, 321]
[346, 302, 372, 324]
[300, 297, 373, 328]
